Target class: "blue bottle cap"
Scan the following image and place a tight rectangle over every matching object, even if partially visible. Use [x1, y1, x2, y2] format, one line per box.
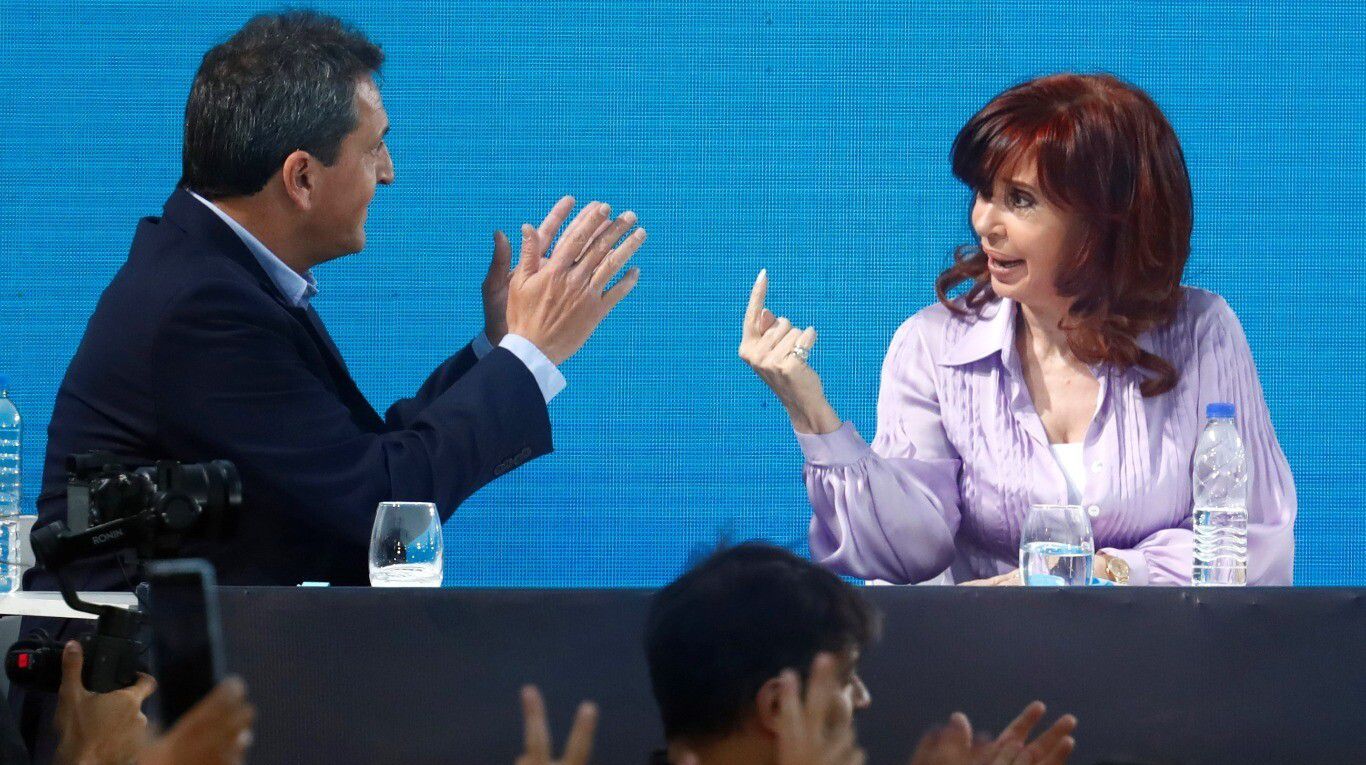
[1206, 402, 1235, 419]
[0, 374, 9, 393]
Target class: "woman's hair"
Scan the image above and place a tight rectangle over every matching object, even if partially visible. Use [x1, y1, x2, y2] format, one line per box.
[936, 73, 1192, 397]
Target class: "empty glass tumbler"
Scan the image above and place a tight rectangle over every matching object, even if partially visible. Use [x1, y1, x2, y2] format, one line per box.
[369, 502, 443, 587]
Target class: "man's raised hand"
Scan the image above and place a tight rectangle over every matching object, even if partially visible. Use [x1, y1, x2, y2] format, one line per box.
[484, 196, 577, 344]
[505, 200, 645, 365]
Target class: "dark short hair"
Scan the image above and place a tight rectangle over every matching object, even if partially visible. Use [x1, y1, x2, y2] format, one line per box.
[644, 543, 881, 742]
[180, 11, 384, 198]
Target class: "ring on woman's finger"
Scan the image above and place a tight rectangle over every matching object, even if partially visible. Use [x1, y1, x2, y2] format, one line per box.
[788, 345, 810, 361]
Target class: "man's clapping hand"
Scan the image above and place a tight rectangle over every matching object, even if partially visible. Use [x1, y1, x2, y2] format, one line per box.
[483, 196, 577, 345]
[773, 652, 866, 765]
[504, 199, 645, 365]
[908, 701, 1076, 765]
[516, 685, 598, 765]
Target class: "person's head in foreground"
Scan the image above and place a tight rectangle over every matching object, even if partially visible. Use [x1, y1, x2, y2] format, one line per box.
[644, 543, 879, 764]
[632, 543, 1077, 765]
[940, 72, 1193, 397]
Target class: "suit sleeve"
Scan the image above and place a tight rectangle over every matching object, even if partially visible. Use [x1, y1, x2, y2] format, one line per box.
[151, 279, 552, 549]
[383, 344, 481, 430]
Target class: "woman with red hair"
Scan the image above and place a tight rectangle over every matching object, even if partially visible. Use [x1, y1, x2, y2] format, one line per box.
[739, 73, 1296, 586]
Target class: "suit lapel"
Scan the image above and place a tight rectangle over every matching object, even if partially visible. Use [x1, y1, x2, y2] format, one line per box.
[291, 303, 386, 431]
[161, 187, 386, 432]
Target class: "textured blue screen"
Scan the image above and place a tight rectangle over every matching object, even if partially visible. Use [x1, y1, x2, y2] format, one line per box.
[1, 1, 1362, 585]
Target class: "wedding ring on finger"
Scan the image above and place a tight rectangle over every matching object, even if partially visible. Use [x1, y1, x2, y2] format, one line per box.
[789, 345, 810, 362]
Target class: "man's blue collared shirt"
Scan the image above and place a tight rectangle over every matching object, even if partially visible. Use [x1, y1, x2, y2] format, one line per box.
[189, 190, 318, 309]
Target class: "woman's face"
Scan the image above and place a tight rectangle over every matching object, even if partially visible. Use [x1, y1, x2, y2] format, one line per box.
[970, 160, 1085, 312]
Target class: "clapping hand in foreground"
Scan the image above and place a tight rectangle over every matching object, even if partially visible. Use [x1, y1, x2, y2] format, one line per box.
[908, 701, 1076, 765]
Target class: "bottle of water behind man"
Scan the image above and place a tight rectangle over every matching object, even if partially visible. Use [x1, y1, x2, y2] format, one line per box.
[0, 375, 21, 592]
[1192, 402, 1248, 586]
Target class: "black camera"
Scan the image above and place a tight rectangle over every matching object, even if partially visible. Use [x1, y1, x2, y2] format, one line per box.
[5, 452, 240, 693]
[55, 452, 241, 562]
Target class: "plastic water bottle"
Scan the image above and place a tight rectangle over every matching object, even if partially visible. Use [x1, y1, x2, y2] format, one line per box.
[1191, 402, 1248, 586]
[0, 375, 21, 592]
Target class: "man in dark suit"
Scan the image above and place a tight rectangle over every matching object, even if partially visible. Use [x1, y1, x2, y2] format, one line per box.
[29, 11, 646, 590]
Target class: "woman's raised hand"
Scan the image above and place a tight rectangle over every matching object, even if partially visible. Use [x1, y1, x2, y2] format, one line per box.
[739, 270, 842, 435]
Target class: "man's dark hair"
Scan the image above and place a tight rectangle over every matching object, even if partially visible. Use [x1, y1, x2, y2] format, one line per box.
[643, 543, 881, 742]
[181, 11, 384, 198]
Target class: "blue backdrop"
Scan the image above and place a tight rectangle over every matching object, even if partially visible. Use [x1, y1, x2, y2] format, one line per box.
[1, 1, 1362, 585]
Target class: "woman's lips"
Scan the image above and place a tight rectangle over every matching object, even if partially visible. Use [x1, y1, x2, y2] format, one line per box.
[985, 250, 1024, 268]
[985, 250, 1025, 280]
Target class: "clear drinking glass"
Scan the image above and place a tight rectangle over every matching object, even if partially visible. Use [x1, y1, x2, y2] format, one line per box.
[369, 502, 443, 587]
[1019, 503, 1094, 586]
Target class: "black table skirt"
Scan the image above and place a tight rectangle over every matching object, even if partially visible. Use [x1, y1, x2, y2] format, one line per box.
[216, 586, 1365, 765]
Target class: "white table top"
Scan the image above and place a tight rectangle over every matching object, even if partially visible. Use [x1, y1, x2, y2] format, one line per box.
[0, 591, 139, 619]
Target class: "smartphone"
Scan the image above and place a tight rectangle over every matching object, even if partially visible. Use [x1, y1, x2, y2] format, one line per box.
[145, 559, 225, 726]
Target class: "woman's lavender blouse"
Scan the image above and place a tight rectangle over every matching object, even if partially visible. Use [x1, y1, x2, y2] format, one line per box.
[796, 288, 1295, 586]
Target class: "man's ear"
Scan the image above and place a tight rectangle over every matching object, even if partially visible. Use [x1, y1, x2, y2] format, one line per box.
[280, 149, 316, 210]
[752, 675, 789, 738]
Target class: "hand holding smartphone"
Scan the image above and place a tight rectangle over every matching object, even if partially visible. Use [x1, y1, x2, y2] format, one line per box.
[145, 559, 225, 727]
